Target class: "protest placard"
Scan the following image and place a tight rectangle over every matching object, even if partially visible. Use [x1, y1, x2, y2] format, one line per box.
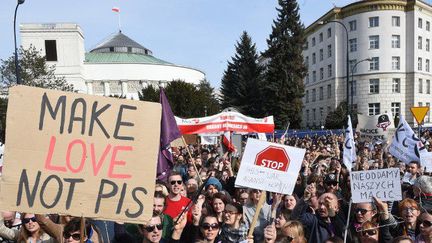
[235, 138, 305, 195]
[357, 113, 394, 143]
[421, 151, 432, 173]
[0, 86, 161, 223]
[350, 168, 402, 203]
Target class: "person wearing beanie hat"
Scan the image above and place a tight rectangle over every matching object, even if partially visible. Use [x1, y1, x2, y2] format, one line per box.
[205, 177, 222, 197]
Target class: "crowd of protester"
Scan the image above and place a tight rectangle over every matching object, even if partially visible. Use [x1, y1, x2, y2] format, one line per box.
[0, 130, 431, 243]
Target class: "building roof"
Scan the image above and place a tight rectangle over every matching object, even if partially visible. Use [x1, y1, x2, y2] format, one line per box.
[90, 31, 153, 55]
[84, 52, 172, 65]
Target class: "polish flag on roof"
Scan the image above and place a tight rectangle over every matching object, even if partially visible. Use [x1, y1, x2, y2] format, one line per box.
[112, 7, 120, 13]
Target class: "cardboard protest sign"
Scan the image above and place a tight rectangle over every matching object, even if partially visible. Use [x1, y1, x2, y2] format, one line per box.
[421, 152, 432, 172]
[235, 138, 305, 194]
[0, 86, 161, 223]
[350, 168, 402, 203]
[357, 113, 394, 143]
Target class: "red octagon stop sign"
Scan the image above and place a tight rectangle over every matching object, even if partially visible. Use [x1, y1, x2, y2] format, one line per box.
[254, 146, 290, 172]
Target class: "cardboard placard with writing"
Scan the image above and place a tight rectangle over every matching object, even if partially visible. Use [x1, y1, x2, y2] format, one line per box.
[235, 138, 305, 195]
[350, 168, 402, 203]
[0, 86, 161, 224]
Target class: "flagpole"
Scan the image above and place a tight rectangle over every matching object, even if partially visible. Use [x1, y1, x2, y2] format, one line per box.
[118, 11, 121, 32]
[181, 136, 203, 185]
[344, 200, 352, 243]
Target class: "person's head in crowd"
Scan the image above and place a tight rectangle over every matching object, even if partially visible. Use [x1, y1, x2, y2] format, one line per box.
[223, 202, 243, 228]
[153, 191, 166, 215]
[179, 184, 187, 197]
[140, 214, 164, 243]
[199, 214, 220, 242]
[418, 212, 432, 242]
[387, 156, 396, 168]
[18, 213, 44, 242]
[282, 194, 297, 210]
[275, 208, 291, 229]
[353, 202, 377, 223]
[194, 157, 202, 167]
[205, 177, 222, 197]
[370, 161, 379, 170]
[281, 220, 307, 243]
[207, 169, 217, 178]
[168, 172, 183, 197]
[2, 211, 18, 228]
[376, 158, 384, 169]
[154, 182, 169, 197]
[325, 236, 344, 243]
[398, 198, 421, 227]
[186, 178, 198, 196]
[399, 162, 407, 174]
[200, 168, 208, 181]
[63, 218, 90, 243]
[359, 221, 379, 243]
[391, 235, 414, 243]
[317, 193, 339, 219]
[211, 193, 228, 222]
[413, 175, 432, 199]
[187, 164, 197, 179]
[237, 189, 249, 206]
[249, 189, 263, 205]
[176, 155, 185, 164]
[407, 161, 420, 176]
[324, 173, 339, 194]
[208, 158, 220, 170]
[201, 150, 209, 162]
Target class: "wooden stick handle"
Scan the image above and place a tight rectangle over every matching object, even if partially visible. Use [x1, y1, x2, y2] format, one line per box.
[247, 191, 267, 238]
[181, 136, 203, 185]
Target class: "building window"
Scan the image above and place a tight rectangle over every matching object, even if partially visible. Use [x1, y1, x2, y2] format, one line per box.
[327, 64, 332, 77]
[327, 45, 332, 58]
[419, 18, 423, 28]
[319, 32, 323, 42]
[320, 107, 324, 120]
[349, 20, 357, 31]
[312, 71, 316, 82]
[392, 56, 400, 70]
[320, 68, 324, 80]
[419, 78, 423, 93]
[426, 59, 430, 72]
[305, 56, 309, 67]
[426, 103, 431, 122]
[392, 35, 400, 48]
[304, 41, 309, 50]
[368, 103, 380, 116]
[319, 87, 324, 100]
[312, 37, 316, 46]
[419, 102, 423, 107]
[312, 89, 316, 102]
[392, 16, 400, 27]
[312, 53, 316, 64]
[45, 40, 58, 61]
[392, 78, 400, 93]
[369, 79, 379, 94]
[313, 108, 316, 120]
[427, 21, 431, 31]
[370, 57, 379, 71]
[369, 35, 379, 49]
[427, 79, 431, 94]
[350, 80, 357, 96]
[427, 39, 430, 51]
[418, 57, 423, 71]
[306, 110, 309, 121]
[327, 84, 331, 98]
[391, 103, 401, 117]
[327, 28, 332, 38]
[305, 73, 309, 84]
[418, 36, 423, 49]
[350, 59, 357, 73]
[319, 49, 324, 61]
[349, 38, 357, 52]
[369, 17, 379, 27]
[306, 90, 309, 103]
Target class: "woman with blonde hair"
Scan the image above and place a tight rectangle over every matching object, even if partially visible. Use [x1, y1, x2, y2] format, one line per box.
[18, 213, 55, 243]
[281, 220, 307, 243]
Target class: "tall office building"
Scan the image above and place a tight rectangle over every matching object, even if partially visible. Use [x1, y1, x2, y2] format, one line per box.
[303, 0, 432, 128]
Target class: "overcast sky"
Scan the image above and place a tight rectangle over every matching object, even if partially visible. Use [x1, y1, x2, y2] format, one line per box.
[0, 0, 354, 88]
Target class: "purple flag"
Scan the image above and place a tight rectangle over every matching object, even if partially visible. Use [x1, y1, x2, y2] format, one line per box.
[158, 89, 181, 181]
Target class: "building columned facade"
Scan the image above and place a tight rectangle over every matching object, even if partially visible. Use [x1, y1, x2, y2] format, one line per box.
[303, 0, 432, 128]
[20, 23, 205, 99]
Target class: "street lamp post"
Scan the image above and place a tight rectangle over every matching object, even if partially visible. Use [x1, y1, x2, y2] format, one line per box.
[319, 20, 349, 115]
[14, 0, 25, 85]
[350, 58, 372, 112]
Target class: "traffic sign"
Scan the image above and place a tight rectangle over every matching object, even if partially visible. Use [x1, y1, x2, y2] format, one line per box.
[255, 146, 290, 172]
[410, 106, 430, 124]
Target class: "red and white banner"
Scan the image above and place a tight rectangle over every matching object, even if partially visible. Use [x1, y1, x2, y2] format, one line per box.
[222, 131, 236, 152]
[112, 7, 120, 12]
[175, 111, 274, 134]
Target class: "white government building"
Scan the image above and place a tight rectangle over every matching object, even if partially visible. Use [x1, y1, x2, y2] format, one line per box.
[303, 0, 432, 128]
[19, 23, 205, 99]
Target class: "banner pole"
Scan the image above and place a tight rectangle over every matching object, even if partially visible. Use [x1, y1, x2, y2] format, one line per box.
[181, 136, 203, 185]
[343, 200, 352, 243]
[247, 191, 267, 239]
[80, 216, 85, 243]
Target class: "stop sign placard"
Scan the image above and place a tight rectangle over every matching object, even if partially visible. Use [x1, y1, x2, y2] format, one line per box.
[255, 146, 290, 172]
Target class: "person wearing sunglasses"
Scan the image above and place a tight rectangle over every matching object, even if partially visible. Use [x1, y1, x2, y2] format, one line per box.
[196, 215, 221, 243]
[358, 221, 380, 243]
[62, 218, 94, 243]
[164, 172, 192, 224]
[17, 213, 54, 243]
[415, 212, 432, 243]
